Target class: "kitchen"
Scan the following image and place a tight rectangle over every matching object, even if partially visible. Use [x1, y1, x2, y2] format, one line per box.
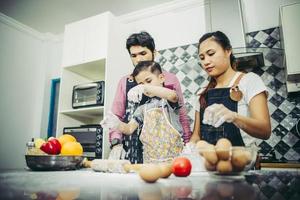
[0, 0, 300, 199]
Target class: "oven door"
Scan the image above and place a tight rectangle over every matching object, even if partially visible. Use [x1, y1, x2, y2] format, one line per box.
[63, 126, 103, 159]
[72, 83, 98, 108]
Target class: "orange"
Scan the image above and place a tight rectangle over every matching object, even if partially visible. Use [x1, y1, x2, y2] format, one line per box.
[60, 142, 83, 156]
[58, 134, 76, 146]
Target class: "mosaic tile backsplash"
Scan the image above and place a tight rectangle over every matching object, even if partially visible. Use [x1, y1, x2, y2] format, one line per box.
[156, 27, 300, 161]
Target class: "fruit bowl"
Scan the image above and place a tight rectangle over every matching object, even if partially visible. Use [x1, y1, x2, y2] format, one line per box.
[197, 141, 259, 175]
[25, 155, 84, 171]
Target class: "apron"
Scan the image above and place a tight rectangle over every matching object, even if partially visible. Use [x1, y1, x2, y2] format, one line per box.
[199, 74, 245, 146]
[140, 100, 184, 163]
[123, 77, 148, 164]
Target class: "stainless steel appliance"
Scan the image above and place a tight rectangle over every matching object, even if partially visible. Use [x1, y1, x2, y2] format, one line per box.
[72, 81, 104, 109]
[63, 125, 103, 159]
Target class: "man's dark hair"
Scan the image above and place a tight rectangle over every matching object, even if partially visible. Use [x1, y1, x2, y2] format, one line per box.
[126, 31, 155, 53]
[132, 61, 162, 78]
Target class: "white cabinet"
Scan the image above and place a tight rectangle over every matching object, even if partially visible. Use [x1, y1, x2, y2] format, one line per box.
[62, 13, 109, 67]
[280, 3, 300, 92]
[57, 12, 132, 158]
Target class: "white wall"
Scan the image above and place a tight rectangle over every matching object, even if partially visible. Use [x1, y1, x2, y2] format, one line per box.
[39, 38, 63, 138]
[241, 0, 300, 32]
[0, 13, 62, 169]
[119, 0, 209, 50]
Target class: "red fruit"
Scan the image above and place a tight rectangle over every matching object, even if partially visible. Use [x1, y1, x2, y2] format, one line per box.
[172, 157, 192, 177]
[48, 138, 61, 154]
[40, 142, 56, 154]
[40, 138, 61, 155]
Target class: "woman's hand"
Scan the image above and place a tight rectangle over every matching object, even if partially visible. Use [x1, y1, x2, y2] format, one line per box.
[127, 85, 145, 103]
[181, 142, 197, 154]
[100, 111, 121, 129]
[203, 104, 237, 127]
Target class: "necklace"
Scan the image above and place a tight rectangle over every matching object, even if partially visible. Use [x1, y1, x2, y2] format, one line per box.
[229, 73, 244, 102]
[230, 85, 243, 101]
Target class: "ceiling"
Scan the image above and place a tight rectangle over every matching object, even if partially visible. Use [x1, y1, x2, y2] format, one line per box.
[0, 0, 174, 34]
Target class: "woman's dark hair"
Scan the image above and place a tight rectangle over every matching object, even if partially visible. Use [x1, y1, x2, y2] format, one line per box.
[198, 31, 237, 108]
[132, 61, 162, 78]
[126, 31, 155, 53]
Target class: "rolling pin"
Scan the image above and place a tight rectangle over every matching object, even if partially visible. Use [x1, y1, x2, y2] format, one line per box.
[83, 159, 143, 173]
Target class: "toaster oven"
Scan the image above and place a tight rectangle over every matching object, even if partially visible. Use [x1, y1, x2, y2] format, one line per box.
[72, 81, 105, 109]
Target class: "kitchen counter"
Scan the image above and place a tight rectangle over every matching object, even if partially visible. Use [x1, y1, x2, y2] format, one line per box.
[0, 169, 299, 199]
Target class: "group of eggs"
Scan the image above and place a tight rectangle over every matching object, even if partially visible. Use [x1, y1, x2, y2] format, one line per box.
[138, 162, 173, 183]
[196, 138, 253, 174]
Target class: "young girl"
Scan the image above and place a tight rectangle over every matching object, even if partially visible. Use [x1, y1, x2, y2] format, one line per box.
[190, 31, 271, 146]
[101, 61, 184, 163]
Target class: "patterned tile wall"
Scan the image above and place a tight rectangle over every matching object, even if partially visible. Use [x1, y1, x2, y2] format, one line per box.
[155, 27, 300, 161]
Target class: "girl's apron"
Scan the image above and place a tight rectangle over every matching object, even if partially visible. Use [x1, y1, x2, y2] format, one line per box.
[199, 74, 245, 146]
[140, 100, 184, 163]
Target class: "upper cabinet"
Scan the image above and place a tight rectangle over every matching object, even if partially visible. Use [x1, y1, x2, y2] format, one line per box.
[62, 12, 109, 67]
[280, 3, 300, 92]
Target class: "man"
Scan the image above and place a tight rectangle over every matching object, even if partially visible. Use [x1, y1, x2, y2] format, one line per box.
[109, 31, 191, 163]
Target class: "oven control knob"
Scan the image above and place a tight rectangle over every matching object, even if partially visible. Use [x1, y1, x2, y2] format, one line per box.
[96, 135, 101, 140]
[96, 142, 101, 147]
[96, 148, 102, 153]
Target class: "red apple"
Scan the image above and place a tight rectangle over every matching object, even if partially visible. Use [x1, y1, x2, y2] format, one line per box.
[40, 138, 61, 155]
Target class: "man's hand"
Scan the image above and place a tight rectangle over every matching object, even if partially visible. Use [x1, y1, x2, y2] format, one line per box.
[127, 85, 144, 103]
[202, 103, 237, 127]
[100, 111, 121, 130]
[108, 144, 126, 160]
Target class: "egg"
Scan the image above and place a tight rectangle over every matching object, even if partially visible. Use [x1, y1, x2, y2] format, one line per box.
[158, 162, 172, 178]
[204, 159, 216, 171]
[231, 149, 248, 172]
[216, 160, 233, 174]
[196, 140, 209, 155]
[123, 163, 143, 173]
[215, 138, 232, 160]
[202, 144, 218, 165]
[139, 164, 161, 183]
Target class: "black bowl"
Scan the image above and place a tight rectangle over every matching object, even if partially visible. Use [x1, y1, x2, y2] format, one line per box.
[25, 155, 84, 171]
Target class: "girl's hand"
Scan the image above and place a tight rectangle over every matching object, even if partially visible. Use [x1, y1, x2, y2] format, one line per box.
[127, 85, 145, 103]
[100, 111, 121, 130]
[202, 104, 237, 127]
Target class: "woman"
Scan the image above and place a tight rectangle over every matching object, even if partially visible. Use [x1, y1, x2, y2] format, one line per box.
[190, 31, 271, 146]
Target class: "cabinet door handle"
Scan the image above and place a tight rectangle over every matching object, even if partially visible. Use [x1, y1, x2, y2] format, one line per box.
[74, 83, 98, 90]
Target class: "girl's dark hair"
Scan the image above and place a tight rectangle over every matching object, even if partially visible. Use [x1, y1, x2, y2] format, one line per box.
[198, 31, 237, 108]
[132, 61, 162, 78]
[126, 31, 155, 53]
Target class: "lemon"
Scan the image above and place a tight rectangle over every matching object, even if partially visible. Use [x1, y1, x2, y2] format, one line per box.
[34, 138, 45, 148]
